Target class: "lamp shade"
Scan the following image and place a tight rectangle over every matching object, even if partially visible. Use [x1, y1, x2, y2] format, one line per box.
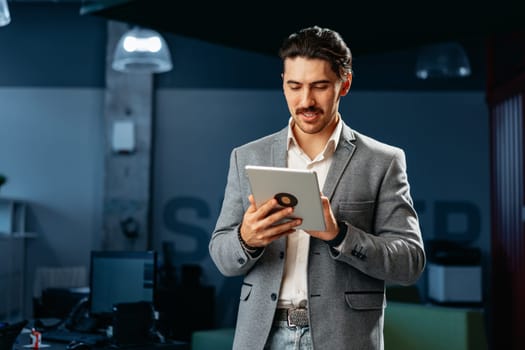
[0, 0, 11, 27]
[112, 27, 172, 74]
[415, 42, 471, 79]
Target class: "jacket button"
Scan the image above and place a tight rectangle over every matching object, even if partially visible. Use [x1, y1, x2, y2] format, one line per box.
[279, 252, 284, 259]
[271, 293, 277, 301]
[238, 258, 246, 264]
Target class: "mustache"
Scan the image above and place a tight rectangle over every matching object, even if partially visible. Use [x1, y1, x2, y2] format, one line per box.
[296, 107, 322, 114]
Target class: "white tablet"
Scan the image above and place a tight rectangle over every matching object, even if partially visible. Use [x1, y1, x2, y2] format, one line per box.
[245, 165, 326, 231]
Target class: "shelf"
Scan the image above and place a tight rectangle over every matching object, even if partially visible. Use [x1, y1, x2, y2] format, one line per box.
[0, 198, 35, 322]
[0, 197, 35, 238]
[0, 232, 38, 240]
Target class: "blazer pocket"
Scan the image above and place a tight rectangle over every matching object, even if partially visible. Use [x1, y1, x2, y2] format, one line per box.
[339, 201, 375, 212]
[240, 283, 253, 301]
[338, 201, 375, 233]
[345, 291, 386, 310]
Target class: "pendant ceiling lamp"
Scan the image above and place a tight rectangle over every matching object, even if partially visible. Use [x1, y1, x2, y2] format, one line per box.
[112, 27, 172, 74]
[0, 0, 11, 27]
[415, 41, 471, 79]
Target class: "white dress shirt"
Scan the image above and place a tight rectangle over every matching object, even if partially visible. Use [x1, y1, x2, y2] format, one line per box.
[278, 117, 342, 308]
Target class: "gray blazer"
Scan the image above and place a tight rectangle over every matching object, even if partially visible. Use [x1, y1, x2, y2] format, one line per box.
[209, 122, 426, 350]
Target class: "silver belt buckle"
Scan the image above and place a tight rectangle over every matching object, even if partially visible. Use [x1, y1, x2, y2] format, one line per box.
[287, 307, 308, 328]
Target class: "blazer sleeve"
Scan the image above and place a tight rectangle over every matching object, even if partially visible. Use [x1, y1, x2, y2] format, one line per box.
[209, 149, 262, 277]
[330, 148, 426, 285]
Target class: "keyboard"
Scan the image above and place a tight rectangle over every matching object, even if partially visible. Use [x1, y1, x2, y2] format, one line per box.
[42, 328, 108, 345]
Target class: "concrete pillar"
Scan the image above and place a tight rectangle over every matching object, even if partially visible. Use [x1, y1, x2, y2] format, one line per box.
[102, 21, 153, 251]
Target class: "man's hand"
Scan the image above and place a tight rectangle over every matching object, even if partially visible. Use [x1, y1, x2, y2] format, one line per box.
[240, 194, 302, 248]
[306, 195, 340, 240]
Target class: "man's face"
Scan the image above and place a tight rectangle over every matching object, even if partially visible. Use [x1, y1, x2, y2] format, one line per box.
[282, 57, 351, 137]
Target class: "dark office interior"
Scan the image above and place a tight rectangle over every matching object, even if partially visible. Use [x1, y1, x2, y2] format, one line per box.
[0, 0, 524, 349]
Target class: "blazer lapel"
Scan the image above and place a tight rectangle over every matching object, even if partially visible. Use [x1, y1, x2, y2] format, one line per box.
[323, 124, 356, 199]
[271, 128, 288, 167]
[269, 124, 356, 199]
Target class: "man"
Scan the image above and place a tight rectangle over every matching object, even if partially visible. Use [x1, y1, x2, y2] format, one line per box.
[209, 26, 425, 350]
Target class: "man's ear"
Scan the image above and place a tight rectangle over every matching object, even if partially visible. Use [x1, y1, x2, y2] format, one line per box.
[341, 74, 352, 96]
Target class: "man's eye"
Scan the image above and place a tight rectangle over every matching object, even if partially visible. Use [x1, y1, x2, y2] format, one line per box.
[314, 85, 329, 90]
[289, 86, 301, 91]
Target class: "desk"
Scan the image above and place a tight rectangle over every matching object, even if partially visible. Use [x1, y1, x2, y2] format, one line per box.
[12, 329, 189, 350]
[384, 301, 487, 350]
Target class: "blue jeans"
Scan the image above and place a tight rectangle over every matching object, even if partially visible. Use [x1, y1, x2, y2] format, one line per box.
[264, 321, 313, 350]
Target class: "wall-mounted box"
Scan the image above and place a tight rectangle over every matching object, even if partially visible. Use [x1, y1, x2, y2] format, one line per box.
[112, 120, 136, 154]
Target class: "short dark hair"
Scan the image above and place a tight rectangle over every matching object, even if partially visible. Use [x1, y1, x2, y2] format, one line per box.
[279, 26, 352, 79]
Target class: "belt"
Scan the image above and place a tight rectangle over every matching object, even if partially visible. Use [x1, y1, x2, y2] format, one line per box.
[274, 307, 309, 328]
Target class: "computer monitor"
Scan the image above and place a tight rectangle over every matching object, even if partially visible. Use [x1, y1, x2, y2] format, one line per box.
[89, 250, 157, 325]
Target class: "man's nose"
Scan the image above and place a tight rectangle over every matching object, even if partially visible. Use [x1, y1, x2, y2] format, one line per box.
[300, 89, 315, 107]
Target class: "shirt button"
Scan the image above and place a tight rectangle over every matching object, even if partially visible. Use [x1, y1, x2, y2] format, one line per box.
[238, 258, 245, 264]
[271, 293, 277, 301]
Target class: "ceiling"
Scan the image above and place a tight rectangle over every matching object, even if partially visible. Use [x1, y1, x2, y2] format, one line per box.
[79, 0, 524, 58]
